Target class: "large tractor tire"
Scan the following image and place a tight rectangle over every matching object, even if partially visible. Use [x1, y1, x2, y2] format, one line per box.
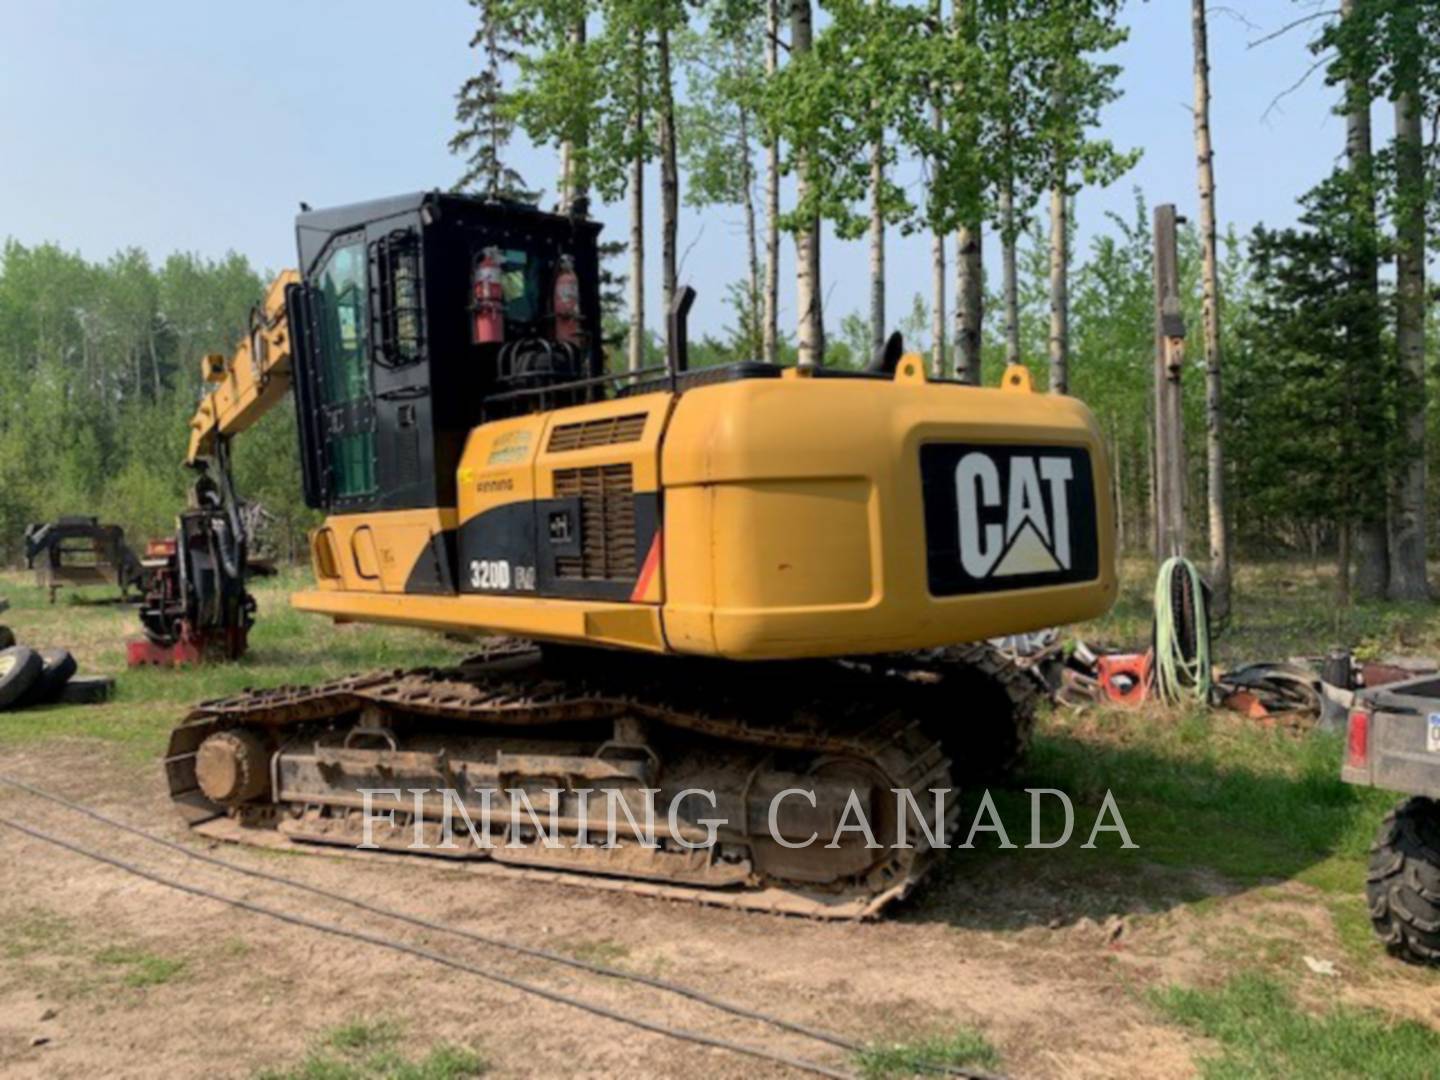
[0, 647, 44, 711]
[1367, 797, 1440, 965]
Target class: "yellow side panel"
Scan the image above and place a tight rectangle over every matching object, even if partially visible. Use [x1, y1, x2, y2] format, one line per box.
[711, 479, 874, 608]
[659, 365, 1117, 659]
[660, 484, 713, 652]
[308, 509, 458, 594]
[291, 589, 667, 652]
[457, 414, 544, 526]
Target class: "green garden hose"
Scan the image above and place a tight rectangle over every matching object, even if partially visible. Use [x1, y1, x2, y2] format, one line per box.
[1153, 556, 1212, 704]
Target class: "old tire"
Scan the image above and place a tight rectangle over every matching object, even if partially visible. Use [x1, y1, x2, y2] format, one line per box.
[0, 647, 44, 711]
[57, 676, 115, 705]
[0, 626, 14, 650]
[1367, 797, 1440, 965]
[24, 648, 77, 706]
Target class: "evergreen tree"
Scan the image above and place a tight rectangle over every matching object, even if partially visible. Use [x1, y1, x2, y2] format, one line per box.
[451, 0, 536, 200]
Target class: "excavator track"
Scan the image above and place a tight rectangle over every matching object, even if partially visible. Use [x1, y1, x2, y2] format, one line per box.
[164, 643, 1035, 919]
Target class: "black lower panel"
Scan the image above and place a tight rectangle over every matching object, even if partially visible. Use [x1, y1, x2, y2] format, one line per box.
[456, 494, 659, 602]
[403, 528, 459, 595]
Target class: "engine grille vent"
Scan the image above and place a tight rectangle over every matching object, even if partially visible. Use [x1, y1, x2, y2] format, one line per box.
[547, 413, 647, 453]
[554, 464, 636, 580]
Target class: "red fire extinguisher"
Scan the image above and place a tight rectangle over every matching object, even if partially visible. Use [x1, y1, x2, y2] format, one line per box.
[553, 253, 581, 345]
[471, 246, 504, 344]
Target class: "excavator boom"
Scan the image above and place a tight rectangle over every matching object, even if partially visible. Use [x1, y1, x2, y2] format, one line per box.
[131, 270, 301, 666]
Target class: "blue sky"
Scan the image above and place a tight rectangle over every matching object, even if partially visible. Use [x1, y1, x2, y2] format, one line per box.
[0, 1, 1370, 342]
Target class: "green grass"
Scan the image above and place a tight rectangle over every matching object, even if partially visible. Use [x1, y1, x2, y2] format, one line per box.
[1086, 557, 1440, 665]
[856, 1030, 1001, 1079]
[257, 1018, 486, 1080]
[0, 568, 470, 758]
[1152, 972, 1440, 1078]
[915, 556, 1431, 926]
[1, 909, 76, 959]
[95, 945, 186, 987]
[921, 702, 1397, 933]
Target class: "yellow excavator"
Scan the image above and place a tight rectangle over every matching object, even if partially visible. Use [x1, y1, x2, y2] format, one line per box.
[152, 191, 1116, 917]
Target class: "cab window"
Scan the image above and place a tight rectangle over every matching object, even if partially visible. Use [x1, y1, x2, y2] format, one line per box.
[314, 240, 376, 498]
[501, 248, 543, 324]
[316, 242, 370, 403]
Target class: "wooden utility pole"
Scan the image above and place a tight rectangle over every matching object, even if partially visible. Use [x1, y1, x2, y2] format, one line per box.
[1153, 204, 1187, 561]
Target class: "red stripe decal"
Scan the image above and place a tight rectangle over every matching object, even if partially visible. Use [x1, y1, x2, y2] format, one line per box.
[630, 529, 662, 603]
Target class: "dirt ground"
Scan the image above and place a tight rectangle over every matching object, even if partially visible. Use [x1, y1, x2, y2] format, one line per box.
[0, 739, 1228, 1080]
[3, 565, 1439, 1077]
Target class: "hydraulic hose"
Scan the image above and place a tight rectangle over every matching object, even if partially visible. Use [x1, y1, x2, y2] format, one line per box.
[1152, 556, 1211, 704]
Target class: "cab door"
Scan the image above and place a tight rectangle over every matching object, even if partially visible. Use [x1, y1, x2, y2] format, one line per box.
[308, 234, 379, 509]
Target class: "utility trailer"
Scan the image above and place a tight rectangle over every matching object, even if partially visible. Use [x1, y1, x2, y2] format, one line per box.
[23, 517, 144, 603]
[1342, 676, 1440, 964]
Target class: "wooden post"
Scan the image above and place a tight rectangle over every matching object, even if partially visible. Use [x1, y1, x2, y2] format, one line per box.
[1153, 204, 1187, 560]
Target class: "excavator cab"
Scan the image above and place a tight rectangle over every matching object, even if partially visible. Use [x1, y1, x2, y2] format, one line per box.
[288, 193, 605, 536]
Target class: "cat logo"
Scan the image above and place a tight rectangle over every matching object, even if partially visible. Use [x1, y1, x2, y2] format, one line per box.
[955, 452, 1073, 579]
[919, 442, 1097, 596]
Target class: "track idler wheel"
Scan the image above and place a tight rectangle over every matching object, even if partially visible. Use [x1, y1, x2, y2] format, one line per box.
[195, 729, 271, 806]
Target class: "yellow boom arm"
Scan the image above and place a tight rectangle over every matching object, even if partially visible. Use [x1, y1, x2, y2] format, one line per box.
[186, 270, 301, 465]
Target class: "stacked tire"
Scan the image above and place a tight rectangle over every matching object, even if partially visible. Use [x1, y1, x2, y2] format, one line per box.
[0, 647, 78, 711]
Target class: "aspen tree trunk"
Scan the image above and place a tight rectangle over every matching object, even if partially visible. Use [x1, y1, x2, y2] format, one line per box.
[658, 20, 679, 355]
[628, 158, 645, 371]
[1047, 184, 1068, 393]
[791, 0, 823, 366]
[1192, 0, 1231, 618]
[762, 0, 780, 365]
[738, 87, 761, 353]
[931, 231, 947, 378]
[149, 334, 162, 399]
[1000, 178, 1020, 367]
[1388, 78, 1428, 600]
[869, 140, 886, 358]
[868, 0, 886, 360]
[955, 225, 982, 383]
[930, 35, 945, 379]
[1342, 0, 1387, 599]
[1048, 75, 1069, 395]
[627, 32, 645, 373]
[560, 17, 588, 204]
[953, 0, 981, 385]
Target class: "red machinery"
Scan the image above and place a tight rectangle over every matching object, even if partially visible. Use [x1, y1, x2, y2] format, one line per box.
[127, 464, 255, 667]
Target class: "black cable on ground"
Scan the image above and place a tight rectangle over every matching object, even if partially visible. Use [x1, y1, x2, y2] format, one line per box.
[0, 775, 853, 1051]
[0, 815, 853, 1080]
[0, 775, 1005, 1080]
